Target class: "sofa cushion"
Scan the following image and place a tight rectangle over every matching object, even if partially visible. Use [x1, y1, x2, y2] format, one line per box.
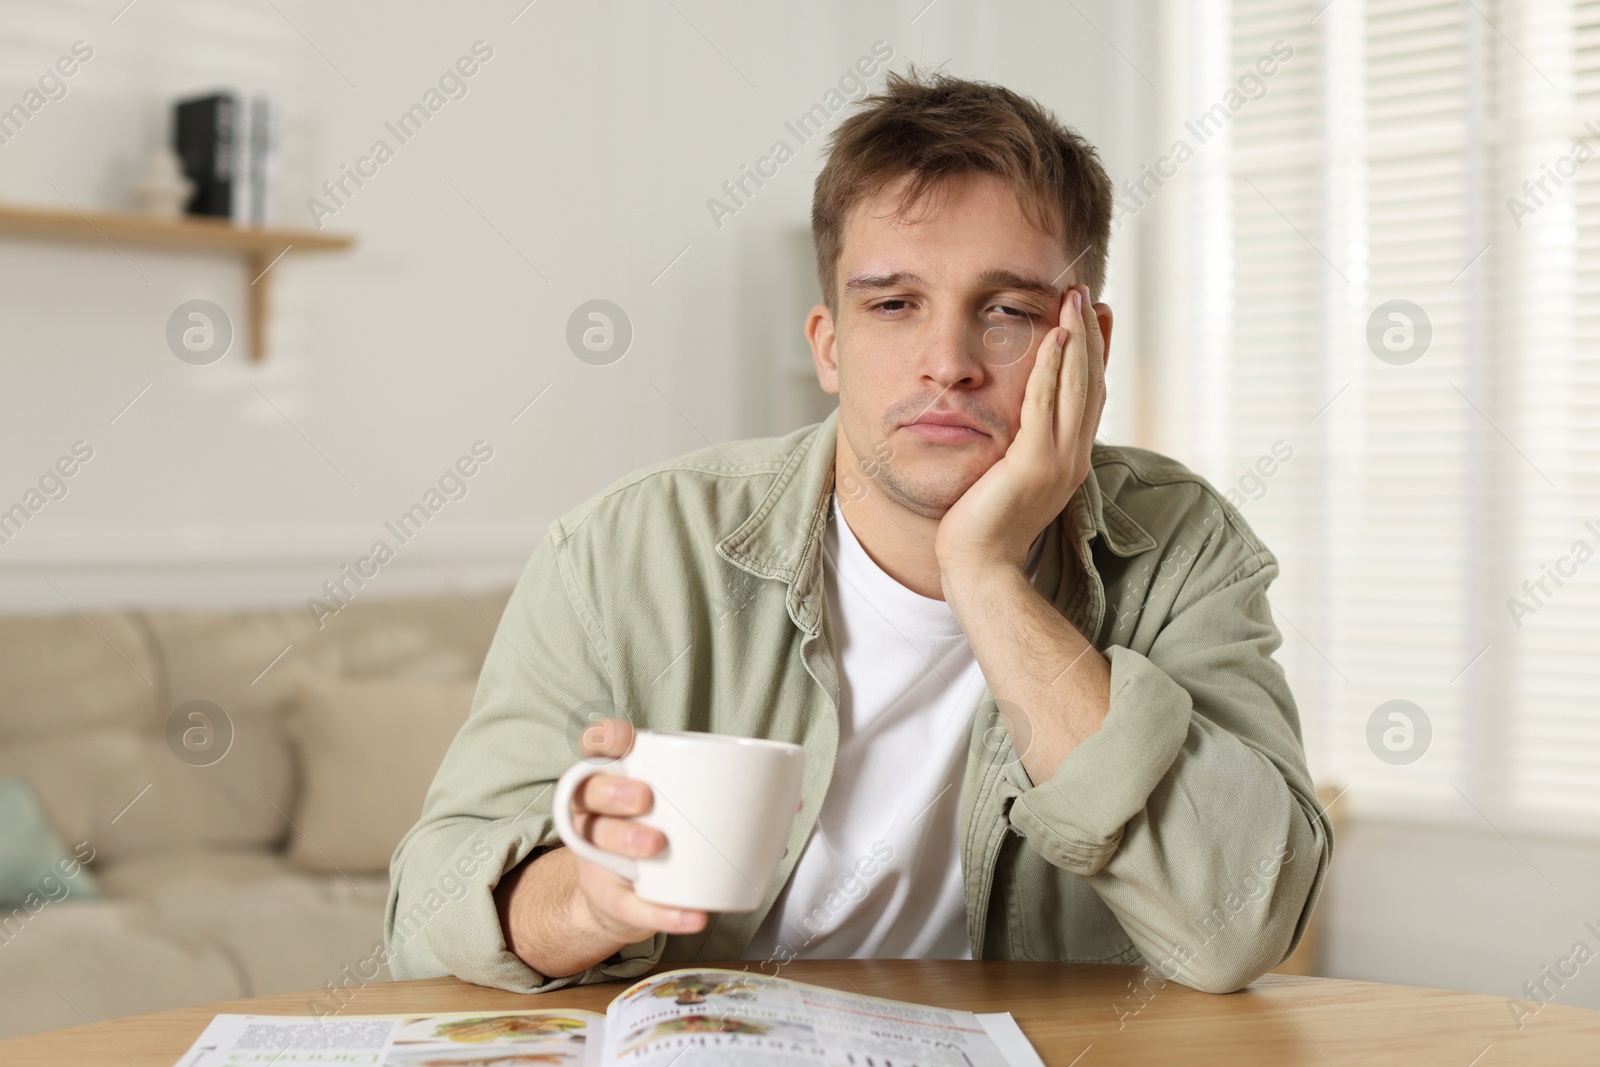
[0, 589, 511, 869]
[289, 589, 512, 682]
[284, 677, 477, 873]
[0, 614, 157, 743]
[0, 776, 99, 906]
[144, 869, 393, 1000]
[0, 719, 295, 865]
[91, 847, 297, 898]
[95, 848, 391, 999]
[0, 588, 514, 1042]
[138, 587, 511, 727]
[0, 899, 243, 1041]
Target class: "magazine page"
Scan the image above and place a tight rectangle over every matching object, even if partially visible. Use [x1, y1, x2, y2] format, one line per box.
[599, 967, 1038, 1066]
[168, 1007, 602, 1066]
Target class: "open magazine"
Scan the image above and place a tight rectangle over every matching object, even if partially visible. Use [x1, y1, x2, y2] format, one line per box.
[169, 966, 1046, 1066]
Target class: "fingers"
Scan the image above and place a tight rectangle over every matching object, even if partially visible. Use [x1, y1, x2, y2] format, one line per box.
[1079, 286, 1107, 398]
[572, 771, 653, 817]
[1059, 288, 1091, 446]
[585, 819, 665, 857]
[578, 716, 635, 760]
[1082, 291, 1110, 452]
[577, 860, 707, 937]
[571, 768, 661, 857]
[1080, 284, 1106, 355]
[563, 715, 709, 943]
[1056, 281, 1076, 332]
[1021, 324, 1066, 448]
[579, 812, 665, 858]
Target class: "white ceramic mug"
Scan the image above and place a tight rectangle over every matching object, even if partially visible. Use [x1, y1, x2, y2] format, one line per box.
[551, 729, 807, 912]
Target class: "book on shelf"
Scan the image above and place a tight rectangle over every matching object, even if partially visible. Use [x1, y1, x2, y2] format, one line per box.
[248, 94, 280, 226]
[169, 966, 1046, 1066]
[173, 91, 278, 225]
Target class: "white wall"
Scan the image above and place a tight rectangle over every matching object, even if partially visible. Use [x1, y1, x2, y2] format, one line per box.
[0, 0, 1141, 612]
[1323, 812, 1600, 1010]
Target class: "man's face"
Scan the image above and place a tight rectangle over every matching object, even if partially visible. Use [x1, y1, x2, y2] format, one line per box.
[807, 170, 1091, 520]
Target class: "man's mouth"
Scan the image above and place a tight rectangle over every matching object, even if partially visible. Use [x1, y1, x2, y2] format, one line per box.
[901, 408, 989, 443]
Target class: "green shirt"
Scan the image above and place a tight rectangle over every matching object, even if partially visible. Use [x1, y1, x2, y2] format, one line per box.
[386, 408, 1333, 994]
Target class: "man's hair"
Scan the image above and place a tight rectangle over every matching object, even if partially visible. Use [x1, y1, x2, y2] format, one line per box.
[811, 66, 1114, 313]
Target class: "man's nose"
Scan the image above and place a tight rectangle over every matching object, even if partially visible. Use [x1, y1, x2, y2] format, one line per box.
[917, 307, 993, 388]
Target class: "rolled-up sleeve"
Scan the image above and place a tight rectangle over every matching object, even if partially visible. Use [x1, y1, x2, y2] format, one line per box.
[384, 522, 664, 992]
[1006, 549, 1333, 994]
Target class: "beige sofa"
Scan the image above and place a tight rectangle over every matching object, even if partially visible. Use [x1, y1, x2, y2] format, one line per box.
[0, 583, 1333, 1042]
[0, 586, 511, 1041]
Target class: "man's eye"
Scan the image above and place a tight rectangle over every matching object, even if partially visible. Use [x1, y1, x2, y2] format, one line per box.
[872, 300, 910, 313]
[990, 305, 1037, 320]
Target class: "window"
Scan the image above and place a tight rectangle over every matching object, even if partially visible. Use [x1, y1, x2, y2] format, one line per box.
[1141, 0, 1600, 832]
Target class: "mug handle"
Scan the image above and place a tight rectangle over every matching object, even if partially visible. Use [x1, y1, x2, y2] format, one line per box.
[551, 759, 639, 883]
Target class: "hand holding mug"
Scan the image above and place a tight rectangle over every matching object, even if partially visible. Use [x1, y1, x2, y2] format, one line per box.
[554, 720, 807, 922]
[565, 718, 707, 941]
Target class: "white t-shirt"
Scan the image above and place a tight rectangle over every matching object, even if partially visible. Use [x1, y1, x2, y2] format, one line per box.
[742, 491, 1044, 963]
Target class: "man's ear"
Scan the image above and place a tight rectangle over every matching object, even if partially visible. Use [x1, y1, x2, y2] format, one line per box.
[806, 302, 841, 395]
[1092, 301, 1114, 372]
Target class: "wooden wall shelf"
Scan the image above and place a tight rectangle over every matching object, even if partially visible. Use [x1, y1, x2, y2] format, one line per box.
[0, 202, 354, 362]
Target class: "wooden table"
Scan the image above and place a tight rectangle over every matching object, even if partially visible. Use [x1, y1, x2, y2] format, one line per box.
[3, 959, 1596, 1065]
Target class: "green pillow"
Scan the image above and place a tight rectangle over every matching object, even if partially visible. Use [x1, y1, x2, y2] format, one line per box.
[0, 775, 99, 909]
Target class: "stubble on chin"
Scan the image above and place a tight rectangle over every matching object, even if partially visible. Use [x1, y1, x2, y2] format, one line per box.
[873, 459, 966, 519]
[857, 430, 983, 520]
[840, 399, 985, 519]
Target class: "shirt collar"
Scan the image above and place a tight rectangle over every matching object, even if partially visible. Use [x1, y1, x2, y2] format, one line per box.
[716, 406, 1156, 637]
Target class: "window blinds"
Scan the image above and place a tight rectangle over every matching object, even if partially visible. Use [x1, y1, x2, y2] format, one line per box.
[1512, 0, 1600, 820]
[1159, 0, 1600, 828]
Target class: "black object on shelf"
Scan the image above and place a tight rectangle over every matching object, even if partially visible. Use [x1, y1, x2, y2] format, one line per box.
[173, 92, 278, 223]
[174, 92, 237, 219]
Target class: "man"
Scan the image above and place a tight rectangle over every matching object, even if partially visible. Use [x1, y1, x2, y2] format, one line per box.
[386, 68, 1332, 995]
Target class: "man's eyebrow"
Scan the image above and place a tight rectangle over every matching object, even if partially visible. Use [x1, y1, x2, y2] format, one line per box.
[842, 270, 924, 295]
[974, 268, 1059, 298]
[841, 268, 1060, 298]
